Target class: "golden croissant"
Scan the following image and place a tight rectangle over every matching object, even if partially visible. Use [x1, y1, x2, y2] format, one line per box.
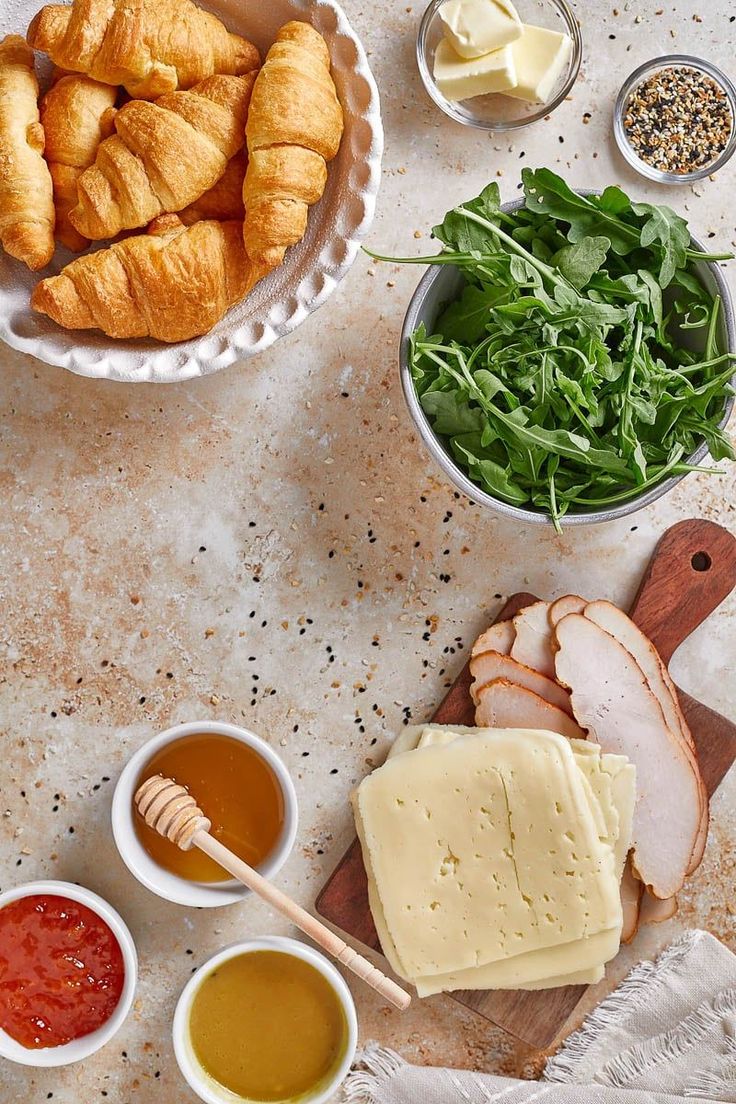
[180, 150, 246, 226]
[31, 215, 270, 342]
[68, 74, 256, 240]
[27, 0, 260, 99]
[40, 72, 117, 251]
[243, 21, 343, 268]
[0, 35, 55, 270]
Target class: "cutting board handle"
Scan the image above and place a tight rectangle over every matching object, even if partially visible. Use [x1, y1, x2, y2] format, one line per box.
[629, 519, 736, 665]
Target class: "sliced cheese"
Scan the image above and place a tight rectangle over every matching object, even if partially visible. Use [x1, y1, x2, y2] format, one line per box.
[506, 24, 573, 104]
[433, 38, 517, 102]
[367, 725, 634, 992]
[438, 0, 522, 59]
[414, 927, 621, 995]
[517, 964, 604, 990]
[354, 728, 622, 981]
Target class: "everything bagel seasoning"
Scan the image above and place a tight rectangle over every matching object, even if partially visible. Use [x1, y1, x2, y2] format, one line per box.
[623, 65, 733, 175]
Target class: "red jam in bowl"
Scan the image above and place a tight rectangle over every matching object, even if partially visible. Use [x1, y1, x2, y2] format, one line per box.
[0, 894, 125, 1048]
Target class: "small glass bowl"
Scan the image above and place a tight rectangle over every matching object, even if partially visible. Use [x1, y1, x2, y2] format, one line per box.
[416, 0, 582, 131]
[614, 55, 736, 184]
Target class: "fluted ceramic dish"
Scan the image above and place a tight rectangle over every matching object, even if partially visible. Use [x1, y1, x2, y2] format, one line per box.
[0, 0, 383, 382]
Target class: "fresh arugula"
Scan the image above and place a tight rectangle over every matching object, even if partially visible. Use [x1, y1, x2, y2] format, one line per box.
[370, 169, 735, 530]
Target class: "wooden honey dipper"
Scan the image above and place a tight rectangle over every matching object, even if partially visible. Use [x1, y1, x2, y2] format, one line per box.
[135, 775, 411, 1011]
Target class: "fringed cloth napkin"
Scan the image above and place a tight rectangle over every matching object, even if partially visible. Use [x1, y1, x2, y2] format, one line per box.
[346, 931, 736, 1104]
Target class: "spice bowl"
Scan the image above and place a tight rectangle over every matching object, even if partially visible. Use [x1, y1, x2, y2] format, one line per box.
[416, 0, 581, 131]
[614, 55, 736, 184]
[112, 721, 299, 908]
[0, 880, 137, 1068]
[173, 936, 358, 1104]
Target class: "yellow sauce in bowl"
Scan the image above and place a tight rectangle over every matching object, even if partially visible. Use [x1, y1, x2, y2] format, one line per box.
[189, 950, 349, 1102]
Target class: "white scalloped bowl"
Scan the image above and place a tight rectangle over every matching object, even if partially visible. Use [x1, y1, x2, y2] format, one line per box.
[0, 0, 383, 381]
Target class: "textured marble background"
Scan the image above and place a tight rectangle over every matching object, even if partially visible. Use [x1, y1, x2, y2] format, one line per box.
[1, 0, 735, 1100]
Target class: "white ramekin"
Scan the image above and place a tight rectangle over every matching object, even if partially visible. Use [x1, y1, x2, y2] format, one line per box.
[172, 936, 358, 1104]
[111, 721, 298, 908]
[0, 880, 137, 1068]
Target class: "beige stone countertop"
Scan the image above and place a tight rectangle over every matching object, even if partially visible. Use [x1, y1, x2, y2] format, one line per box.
[1, 0, 735, 1100]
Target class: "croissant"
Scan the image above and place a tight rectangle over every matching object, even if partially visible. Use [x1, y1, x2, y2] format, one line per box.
[0, 35, 55, 270]
[40, 72, 117, 251]
[68, 73, 256, 240]
[243, 22, 343, 268]
[180, 150, 246, 225]
[31, 215, 271, 341]
[27, 0, 260, 99]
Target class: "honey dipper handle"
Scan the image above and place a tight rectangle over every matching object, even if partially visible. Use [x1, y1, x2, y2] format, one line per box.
[194, 830, 411, 1011]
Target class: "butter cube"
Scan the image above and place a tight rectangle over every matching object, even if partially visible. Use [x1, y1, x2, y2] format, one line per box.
[434, 38, 517, 102]
[438, 0, 522, 59]
[506, 23, 573, 103]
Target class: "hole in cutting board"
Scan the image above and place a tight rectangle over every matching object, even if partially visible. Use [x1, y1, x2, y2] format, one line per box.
[691, 551, 712, 572]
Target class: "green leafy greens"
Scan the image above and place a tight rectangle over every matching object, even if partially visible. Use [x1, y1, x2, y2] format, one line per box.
[371, 168, 735, 529]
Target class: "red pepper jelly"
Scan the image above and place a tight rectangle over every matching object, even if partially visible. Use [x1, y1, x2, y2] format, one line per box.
[0, 894, 125, 1048]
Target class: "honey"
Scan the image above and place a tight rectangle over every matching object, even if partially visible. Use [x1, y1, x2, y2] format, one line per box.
[189, 950, 348, 1102]
[134, 733, 285, 882]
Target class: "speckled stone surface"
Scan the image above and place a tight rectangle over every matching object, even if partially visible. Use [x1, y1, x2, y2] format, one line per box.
[1, 0, 735, 1100]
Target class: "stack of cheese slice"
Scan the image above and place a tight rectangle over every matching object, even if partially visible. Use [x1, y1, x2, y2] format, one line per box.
[352, 725, 635, 995]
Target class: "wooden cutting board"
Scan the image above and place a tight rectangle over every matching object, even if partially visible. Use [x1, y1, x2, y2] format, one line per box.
[315, 519, 736, 1049]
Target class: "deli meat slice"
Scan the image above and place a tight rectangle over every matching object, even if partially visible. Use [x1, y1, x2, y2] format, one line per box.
[510, 601, 556, 678]
[582, 600, 708, 875]
[469, 651, 572, 714]
[640, 890, 678, 926]
[475, 680, 587, 740]
[553, 613, 703, 901]
[471, 620, 515, 658]
[583, 601, 695, 752]
[620, 858, 643, 944]
[549, 594, 587, 628]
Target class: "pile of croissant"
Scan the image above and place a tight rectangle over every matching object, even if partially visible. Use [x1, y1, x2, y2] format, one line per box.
[0, 0, 344, 342]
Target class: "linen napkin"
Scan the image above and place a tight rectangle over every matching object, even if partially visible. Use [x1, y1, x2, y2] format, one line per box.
[345, 931, 736, 1104]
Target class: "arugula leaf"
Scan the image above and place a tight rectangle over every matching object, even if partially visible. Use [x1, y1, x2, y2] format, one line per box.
[433, 182, 503, 253]
[419, 389, 484, 436]
[552, 236, 611, 290]
[437, 282, 509, 343]
[631, 201, 691, 287]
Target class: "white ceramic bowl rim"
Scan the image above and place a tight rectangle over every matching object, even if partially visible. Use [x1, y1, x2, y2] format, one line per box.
[172, 936, 358, 1104]
[0, 880, 137, 1068]
[0, 0, 383, 382]
[399, 192, 736, 526]
[111, 720, 299, 908]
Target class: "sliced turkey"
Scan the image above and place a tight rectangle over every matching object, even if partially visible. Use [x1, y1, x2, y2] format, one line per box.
[471, 620, 515, 658]
[475, 680, 587, 740]
[553, 613, 703, 901]
[583, 600, 708, 875]
[548, 594, 587, 628]
[510, 601, 556, 678]
[640, 890, 678, 926]
[470, 650, 572, 714]
[620, 858, 643, 944]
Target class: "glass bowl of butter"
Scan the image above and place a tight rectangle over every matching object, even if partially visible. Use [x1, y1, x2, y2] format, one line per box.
[416, 0, 581, 130]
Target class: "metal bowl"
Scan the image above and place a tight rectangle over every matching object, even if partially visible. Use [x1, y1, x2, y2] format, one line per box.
[399, 196, 735, 527]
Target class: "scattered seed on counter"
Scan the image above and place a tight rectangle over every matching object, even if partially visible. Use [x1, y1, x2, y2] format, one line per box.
[623, 66, 733, 174]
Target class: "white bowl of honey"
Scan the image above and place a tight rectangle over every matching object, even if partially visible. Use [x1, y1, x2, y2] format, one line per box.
[172, 936, 358, 1104]
[111, 721, 298, 907]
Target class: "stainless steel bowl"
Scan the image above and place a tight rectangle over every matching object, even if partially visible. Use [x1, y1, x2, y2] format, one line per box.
[399, 196, 735, 526]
